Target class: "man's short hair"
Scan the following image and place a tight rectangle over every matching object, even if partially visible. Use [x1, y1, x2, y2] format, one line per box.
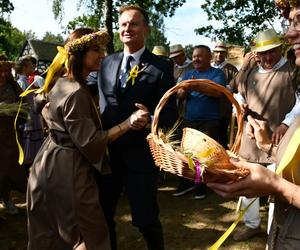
[193, 45, 211, 54]
[119, 5, 149, 26]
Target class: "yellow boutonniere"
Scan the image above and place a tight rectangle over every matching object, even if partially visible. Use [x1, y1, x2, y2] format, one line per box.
[126, 64, 146, 86]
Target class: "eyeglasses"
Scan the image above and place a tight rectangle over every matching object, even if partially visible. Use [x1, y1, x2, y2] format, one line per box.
[282, 11, 300, 32]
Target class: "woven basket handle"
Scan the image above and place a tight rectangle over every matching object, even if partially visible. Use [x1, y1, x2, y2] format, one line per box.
[151, 79, 243, 154]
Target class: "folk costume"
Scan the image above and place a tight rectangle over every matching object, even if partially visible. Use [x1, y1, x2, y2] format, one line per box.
[26, 31, 112, 250]
[17, 75, 44, 165]
[0, 60, 27, 205]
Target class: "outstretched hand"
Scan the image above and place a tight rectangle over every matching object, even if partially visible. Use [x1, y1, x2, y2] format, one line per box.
[128, 103, 150, 130]
[207, 160, 278, 199]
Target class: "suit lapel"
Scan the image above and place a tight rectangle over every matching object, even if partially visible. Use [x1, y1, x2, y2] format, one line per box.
[112, 52, 123, 88]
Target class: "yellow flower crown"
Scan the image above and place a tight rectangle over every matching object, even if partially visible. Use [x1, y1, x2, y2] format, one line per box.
[65, 30, 111, 54]
[275, 0, 300, 18]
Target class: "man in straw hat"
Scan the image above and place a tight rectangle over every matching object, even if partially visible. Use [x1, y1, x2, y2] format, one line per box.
[232, 28, 300, 241]
[212, 42, 238, 149]
[152, 45, 169, 59]
[98, 5, 177, 250]
[169, 44, 193, 82]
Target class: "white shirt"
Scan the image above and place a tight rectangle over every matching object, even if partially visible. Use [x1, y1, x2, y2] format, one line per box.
[212, 61, 227, 69]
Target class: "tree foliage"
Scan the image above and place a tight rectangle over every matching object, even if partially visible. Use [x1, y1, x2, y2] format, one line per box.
[0, 1, 27, 59]
[42, 31, 64, 43]
[196, 0, 280, 47]
[0, 0, 14, 17]
[0, 18, 26, 59]
[50, 0, 186, 53]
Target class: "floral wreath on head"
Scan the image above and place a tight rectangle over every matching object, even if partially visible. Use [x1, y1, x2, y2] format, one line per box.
[16, 30, 111, 166]
[65, 30, 111, 54]
[275, 0, 300, 18]
[20, 30, 110, 96]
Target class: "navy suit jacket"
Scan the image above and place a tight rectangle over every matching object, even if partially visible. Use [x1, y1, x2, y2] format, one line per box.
[98, 49, 178, 172]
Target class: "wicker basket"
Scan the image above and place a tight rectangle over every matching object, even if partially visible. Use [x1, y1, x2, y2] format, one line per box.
[147, 79, 249, 183]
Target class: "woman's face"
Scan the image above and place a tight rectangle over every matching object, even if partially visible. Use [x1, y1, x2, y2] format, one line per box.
[286, 7, 300, 66]
[0, 66, 9, 86]
[83, 46, 105, 73]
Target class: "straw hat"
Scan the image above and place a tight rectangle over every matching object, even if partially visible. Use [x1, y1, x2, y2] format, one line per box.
[169, 44, 184, 58]
[152, 46, 168, 57]
[252, 28, 282, 53]
[213, 42, 227, 52]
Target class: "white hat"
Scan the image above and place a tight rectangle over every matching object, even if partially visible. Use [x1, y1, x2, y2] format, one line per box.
[213, 42, 227, 52]
[252, 28, 282, 53]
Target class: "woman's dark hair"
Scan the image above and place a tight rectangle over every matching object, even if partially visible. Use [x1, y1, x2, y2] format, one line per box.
[66, 27, 96, 86]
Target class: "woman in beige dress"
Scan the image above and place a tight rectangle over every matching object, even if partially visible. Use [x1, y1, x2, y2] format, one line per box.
[27, 28, 150, 250]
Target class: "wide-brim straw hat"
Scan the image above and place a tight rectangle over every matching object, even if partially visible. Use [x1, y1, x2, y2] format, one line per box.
[169, 44, 184, 58]
[252, 28, 282, 53]
[213, 42, 227, 52]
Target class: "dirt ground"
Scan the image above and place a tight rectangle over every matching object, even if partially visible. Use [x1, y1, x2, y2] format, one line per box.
[0, 173, 268, 250]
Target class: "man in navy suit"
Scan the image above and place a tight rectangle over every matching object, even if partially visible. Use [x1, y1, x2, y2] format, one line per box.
[97, 5, 177, 250]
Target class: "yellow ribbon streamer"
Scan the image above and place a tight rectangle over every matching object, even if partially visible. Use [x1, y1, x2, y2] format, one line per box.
[209, 125, 300, 250]
[14, 98, 25, 165]
[15, 46, 69, 165]
[15, 81, 38, 165]
[39, 46, 68, 94]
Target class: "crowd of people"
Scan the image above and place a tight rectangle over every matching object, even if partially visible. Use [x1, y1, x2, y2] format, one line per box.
[1, 1, 300, 249]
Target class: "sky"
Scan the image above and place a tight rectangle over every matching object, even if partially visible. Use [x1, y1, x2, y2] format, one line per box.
[9, 0, 213, 47]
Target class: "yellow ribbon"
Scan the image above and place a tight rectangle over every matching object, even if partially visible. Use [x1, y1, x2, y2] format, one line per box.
[126, 65, 146, 86]
[254, 37, 281, 48]
[14, 98, 25, 165]
[209, 125, 300, 250]
[15, 46, 69, 165]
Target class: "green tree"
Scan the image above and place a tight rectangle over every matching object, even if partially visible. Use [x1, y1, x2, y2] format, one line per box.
[23, 30, 37, 40]
[42, 31, 64, 43]
[51, 0, 186, 53]
[0, 18, 26, 59]
[184, 44, 194, 59]
[196, 0, 280, 47]
[0, 0, 14, 17]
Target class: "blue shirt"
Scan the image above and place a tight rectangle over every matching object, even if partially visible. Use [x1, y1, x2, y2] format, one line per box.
[182, 67, 225, 121]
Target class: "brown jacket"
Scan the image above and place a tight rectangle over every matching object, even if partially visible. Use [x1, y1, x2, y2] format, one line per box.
[238, 61, 297, 164]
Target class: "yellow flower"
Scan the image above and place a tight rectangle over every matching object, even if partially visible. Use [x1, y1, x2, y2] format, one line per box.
[126, 64, 146, 86]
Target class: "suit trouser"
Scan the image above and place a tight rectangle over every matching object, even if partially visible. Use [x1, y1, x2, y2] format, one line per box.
[96, 169, 164, 250]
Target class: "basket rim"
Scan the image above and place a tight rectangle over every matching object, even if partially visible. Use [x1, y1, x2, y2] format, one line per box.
[150, 79, 243, 154]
